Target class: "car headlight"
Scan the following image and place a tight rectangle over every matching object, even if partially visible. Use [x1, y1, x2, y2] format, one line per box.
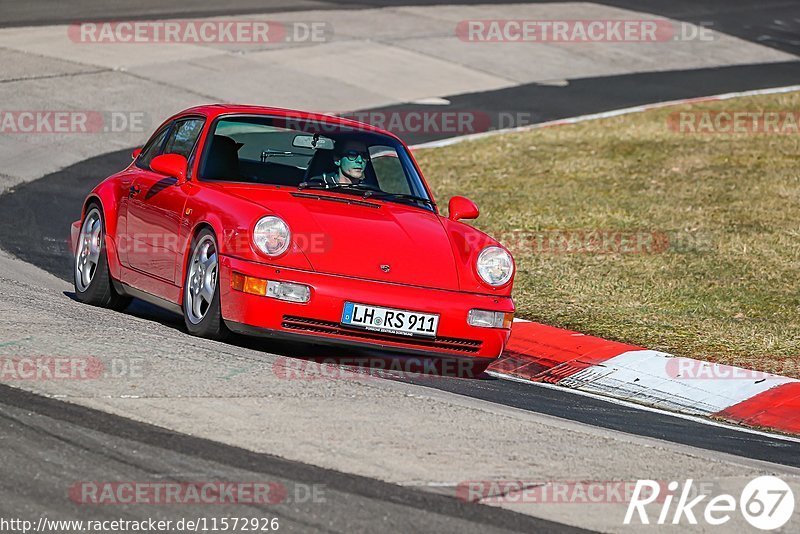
[253, 216, 291, 256]
[476, 246, 513, 286]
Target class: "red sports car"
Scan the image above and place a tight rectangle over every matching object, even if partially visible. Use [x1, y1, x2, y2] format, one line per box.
[71, 105, 515, 364]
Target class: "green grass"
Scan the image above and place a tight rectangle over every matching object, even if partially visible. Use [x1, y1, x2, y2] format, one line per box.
[415, 92, 800, 376]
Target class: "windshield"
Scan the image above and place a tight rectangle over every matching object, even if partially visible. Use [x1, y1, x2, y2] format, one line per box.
[199, 115, 434, 210]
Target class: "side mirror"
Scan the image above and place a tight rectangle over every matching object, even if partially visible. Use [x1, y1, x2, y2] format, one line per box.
[131, 147, 142, 159]
[448, 196, 479, 221]
[150, 153, 188, 182]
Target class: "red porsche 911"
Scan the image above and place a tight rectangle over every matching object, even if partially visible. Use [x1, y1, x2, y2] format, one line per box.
[71, 105, 515, 364]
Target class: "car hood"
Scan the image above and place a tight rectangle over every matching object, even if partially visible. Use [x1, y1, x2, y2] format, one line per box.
[225, 186, 462, 290]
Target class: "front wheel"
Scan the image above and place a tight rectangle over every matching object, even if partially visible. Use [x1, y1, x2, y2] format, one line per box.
[73, 204, 131, 310]
[183, 229, 228, 340]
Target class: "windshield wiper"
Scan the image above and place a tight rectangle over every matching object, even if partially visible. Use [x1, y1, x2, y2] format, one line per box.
[298, 181, 335, 191]
[297, 182, 434, 208]
[297, 182, 380, 193]
[362, 189, 435, 208]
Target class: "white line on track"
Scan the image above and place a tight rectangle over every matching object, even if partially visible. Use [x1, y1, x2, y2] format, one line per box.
[412, 84, 800, 149]
[488, 371, 800, 444]
[415, 86, 800, 442]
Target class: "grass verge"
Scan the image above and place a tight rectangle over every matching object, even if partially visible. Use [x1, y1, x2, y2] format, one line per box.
[415, 91, 800, 376]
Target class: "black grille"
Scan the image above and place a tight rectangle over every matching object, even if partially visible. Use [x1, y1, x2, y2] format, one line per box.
[282, 315, 483, 354]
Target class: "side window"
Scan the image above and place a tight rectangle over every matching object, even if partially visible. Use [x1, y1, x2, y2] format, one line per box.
[370, 145, 412, 195]
[164, 119, 204, 158]
[137, 126, 170, 169]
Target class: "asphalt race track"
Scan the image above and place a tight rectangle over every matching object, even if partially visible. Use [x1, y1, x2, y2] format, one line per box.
[2, 0, 799, 58]
[1, 384, 586, 533]
[2, 1, 800, 532]
[4, 138, 800, 467]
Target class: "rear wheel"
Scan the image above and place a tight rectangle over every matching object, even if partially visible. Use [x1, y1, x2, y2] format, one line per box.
[73, 204, 131, 310]
[183, 229, 228, 340]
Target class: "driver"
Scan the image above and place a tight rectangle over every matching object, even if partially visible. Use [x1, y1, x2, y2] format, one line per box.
[319, 139, 368, 186]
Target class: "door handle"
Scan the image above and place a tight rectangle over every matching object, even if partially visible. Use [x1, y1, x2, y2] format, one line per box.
[129, 185, 141, 197]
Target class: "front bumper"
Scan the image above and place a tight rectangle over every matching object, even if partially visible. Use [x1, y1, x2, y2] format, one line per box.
[219, 256, 514, 360]
[70, 220, 81, 255]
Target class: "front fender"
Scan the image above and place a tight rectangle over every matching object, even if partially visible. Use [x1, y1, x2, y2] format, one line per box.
[441, 217, 515, 296]
[74, 173, 130, 280]
[176, 184, 314, 291]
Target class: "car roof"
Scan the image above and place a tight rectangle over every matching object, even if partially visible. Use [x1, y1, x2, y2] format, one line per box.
[173, 104, 404, 143]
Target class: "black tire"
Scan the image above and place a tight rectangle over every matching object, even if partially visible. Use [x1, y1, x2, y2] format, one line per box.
[73, 204, 131, 311]
[183, 228, 228, 340]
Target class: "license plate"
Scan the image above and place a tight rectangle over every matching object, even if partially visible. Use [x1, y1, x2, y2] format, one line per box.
[341, 302, 439, 337]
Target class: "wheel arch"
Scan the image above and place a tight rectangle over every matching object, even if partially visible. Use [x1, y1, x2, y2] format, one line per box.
[82, 195, 104, 222]
[83, 178, 124, 239]
[178, 220, 222, 304]
[78, 195, 104, 250]
[80, 193, 126, 279]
